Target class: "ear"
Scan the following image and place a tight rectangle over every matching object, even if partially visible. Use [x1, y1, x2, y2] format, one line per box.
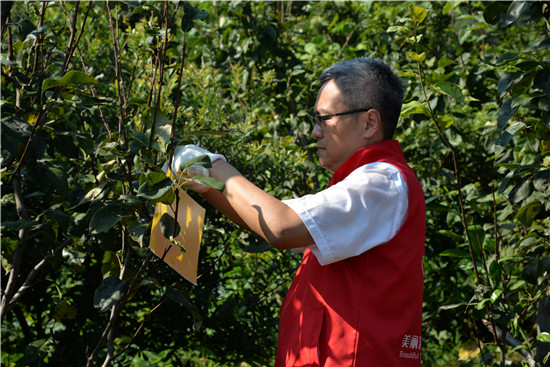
[362, 109, 384, 141]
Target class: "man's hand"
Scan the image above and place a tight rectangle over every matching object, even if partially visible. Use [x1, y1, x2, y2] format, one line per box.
[170, 144, 225, 175]
[169, 144, 226, 194]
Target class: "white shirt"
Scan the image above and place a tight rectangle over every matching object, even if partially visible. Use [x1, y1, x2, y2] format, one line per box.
[283, 162, 409, 266]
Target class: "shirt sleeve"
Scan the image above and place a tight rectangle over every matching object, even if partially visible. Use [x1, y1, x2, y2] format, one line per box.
[283, 162, 409, 265]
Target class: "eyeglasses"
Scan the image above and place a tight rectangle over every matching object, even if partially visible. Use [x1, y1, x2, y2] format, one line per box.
[310, 108, 372, 129]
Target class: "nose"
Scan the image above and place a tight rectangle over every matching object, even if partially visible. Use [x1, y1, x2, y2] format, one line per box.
[312, 123, 323, 140]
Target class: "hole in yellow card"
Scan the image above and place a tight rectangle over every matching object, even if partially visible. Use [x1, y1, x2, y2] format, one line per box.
[149, 189, 205, 285]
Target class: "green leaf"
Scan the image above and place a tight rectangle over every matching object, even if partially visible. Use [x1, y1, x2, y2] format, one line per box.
[515, 201, 542, 227]
[509, 176, 534, 204]
[137, 172, 175, 204]
[25, 339, 51, 364]
[409, 5, 428, 24]
[93, 276, 128, 313]
[165, 283, 203, 330]
[440, 248, 469, 258]
[160, 212, 181, 239]
[490, 288, 503, 303]
[1, 115, 37, 155]
[47, 162, 69, 199]
[533, 170, 550, 194]
[1, 219, 36, 231]
[182, 2, 209, 32]
[144, 109, 172, 153]
[467, 225, 485, 256]
[433, 81, 465, 103]
[537, 332, 550, 343]
[527, 37, 550, 52]
[237, 238, 272, 253]
[401, 100, 429, 117]
[89, 202, 129, 234]
[387, 25, 407, 33]
[482, 1, 511, 25]
[497, 99, 519, 132]
[498, 71, 523, 97]
[439, 115, 454, 128]
[181, 154, 212, 171]
[42, 70, 98, 91]
[407, 51, 426, 62]
[495, 121, 526, 149]
[191, 175, 225, 191]
[496, 52, 521, 65]
[459, 339, 481, 360]
[53, 300, 78, 320]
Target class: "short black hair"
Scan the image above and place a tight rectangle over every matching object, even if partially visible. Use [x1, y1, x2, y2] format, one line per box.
[319, 57, 404, 140]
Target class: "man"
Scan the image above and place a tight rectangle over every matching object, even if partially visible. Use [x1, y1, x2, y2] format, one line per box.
[172, 57, 425, 366]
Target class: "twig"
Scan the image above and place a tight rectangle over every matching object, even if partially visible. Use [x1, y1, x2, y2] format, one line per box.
[110, 299, 168, 362]
[168, 41, 188, 173]
[86, 251, 155, 367]
[147, 2, 170, 158]
[0, 172, 29, 322]
[482, 319, 536, 367]
[8, 238, 72, 310]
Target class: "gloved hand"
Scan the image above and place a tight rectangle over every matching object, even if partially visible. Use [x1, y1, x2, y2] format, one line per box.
[168, 144, 225, 194]
[170, 144, 225, 175]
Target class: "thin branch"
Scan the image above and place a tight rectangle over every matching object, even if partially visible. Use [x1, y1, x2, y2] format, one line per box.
[110, 299, 168, 363]
[0, 172, 29, 322]
[147, 2, 170, 158]
[482, 319, 536, 367]
[168, 41, 188, 172]
[86, 251, 155, 367]
[7, 238, 73, 310]
[106, 1, 128, 143]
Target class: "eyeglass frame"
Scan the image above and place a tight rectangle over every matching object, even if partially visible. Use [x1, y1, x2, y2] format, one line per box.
[310, 108, 372, 129]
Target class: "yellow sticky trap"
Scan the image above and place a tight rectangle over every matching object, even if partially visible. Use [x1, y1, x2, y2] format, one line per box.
[149, 188, 206, 285]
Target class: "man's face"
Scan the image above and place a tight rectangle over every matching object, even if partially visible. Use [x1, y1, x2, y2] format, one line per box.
[312, 80, 369, 173]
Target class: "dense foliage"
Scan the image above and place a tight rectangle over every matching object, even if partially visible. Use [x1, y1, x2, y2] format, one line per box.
[1, 1, 549, 366]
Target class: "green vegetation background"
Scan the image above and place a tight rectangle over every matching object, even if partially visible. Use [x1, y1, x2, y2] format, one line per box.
[1, 1, 549, 366]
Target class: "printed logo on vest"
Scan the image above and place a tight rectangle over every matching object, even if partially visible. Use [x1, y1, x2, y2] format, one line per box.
[399, 334, 421, 360]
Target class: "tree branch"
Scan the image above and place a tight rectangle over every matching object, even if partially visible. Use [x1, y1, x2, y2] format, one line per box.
[482, 319, 536, 367]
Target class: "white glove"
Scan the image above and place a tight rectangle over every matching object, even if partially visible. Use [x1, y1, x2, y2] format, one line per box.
[170, 144, 225, 175]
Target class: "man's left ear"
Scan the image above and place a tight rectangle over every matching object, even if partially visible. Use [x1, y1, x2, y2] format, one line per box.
[363, 109, 383, 140]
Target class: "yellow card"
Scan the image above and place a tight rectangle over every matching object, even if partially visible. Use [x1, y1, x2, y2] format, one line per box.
[149, 189, 206, 285]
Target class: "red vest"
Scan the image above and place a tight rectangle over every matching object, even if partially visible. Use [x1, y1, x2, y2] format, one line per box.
[276, 140, 425, 367]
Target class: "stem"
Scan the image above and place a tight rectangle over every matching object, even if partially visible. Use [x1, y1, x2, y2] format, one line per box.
[0, 172, 29, 322]
[7, 238, 72, 312]
[110, 299, 168, 363]
[412, 21, 482, 285]
[168, 41, 188, 172]
[147, 2, 170, 158]
[86, 251, 155, 367]
[106, 1, 128, 143]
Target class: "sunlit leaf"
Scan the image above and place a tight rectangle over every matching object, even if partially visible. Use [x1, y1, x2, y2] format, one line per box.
[409, 5, 428, 24]
[433, 81, 465, 103]
[137, 172, 175, 204]
[459, 339, 482, 360]
[42, 70, 98, 91]
[401, 100, 429, 117]
[93, 276, 128, 313]
[407, 51, 426, 62]
[537, 332, 550, 343]
[192, 175, 225, 191]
